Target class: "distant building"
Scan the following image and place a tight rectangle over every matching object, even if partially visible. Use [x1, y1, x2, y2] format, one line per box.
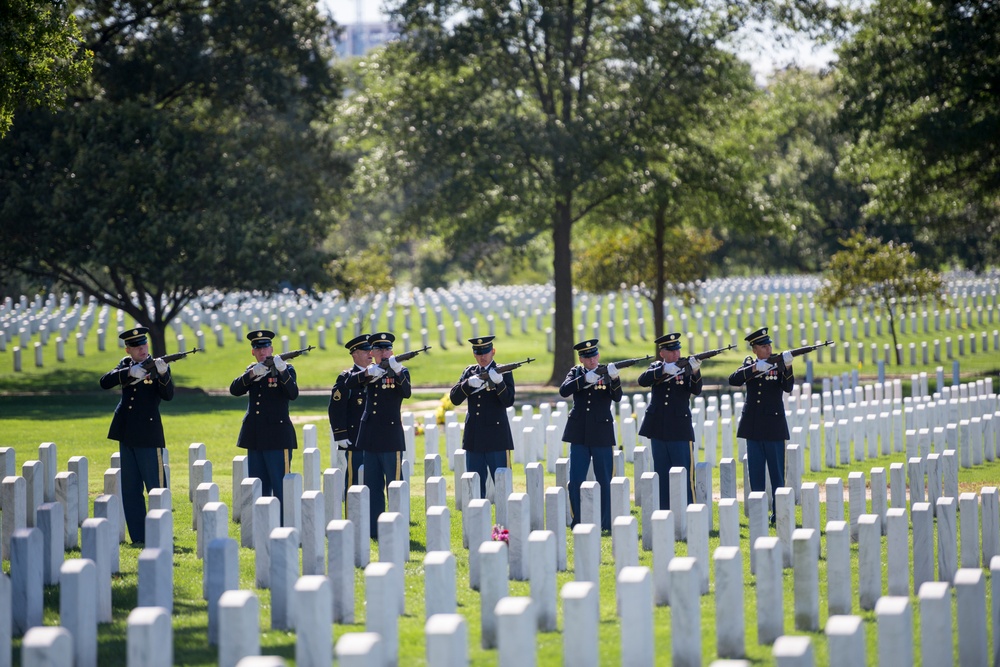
[335, 20, 399, 58]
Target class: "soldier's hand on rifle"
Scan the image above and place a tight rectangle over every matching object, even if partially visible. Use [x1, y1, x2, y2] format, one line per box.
[388, 356, 403, 373]
[467, 374, 484, 389]
[274, 355, 288, 372]
[755, 359, 774, 373]
[154, 358, 169, 375]
[584, 370, 600, 384]
[488, 368, 503, 384]
[662, 362, 681, 376]
[129, 364, 148, 380]
[781, 351, 793, 366]
[368, 364, 386, 379]
[251, 362, 269, 378]
[606, 363, 620, 379]
[687, 357, 701, 372]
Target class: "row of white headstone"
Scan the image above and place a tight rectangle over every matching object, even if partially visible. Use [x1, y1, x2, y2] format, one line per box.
[4, 425, 1000, 667]
[4, 273, 1000, 363]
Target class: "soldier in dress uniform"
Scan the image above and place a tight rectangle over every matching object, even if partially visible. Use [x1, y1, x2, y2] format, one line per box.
[346, 332, 410, 536]
[449, 336, 515, 498]
[230, 329, 299, 510]
[637, 332, 703, 510]
[728, 327, 793, 523]
[99, 327, 174, 544]
[329, 333, 372, 495]
[559, 338, 622, 531]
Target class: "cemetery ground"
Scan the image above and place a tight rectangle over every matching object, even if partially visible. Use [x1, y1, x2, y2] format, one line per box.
[1, 390, 999, 666]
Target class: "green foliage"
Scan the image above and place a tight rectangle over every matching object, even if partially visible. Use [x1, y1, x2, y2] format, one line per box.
[0, 0, 91, 136]
[340, 0, 831, 382]
[836, 0, 1000, 268]
[0, 0, 350, 355]
[817, 231, 946, 363]
[574, 224, 721, 302]
[715, 68, 868, 273]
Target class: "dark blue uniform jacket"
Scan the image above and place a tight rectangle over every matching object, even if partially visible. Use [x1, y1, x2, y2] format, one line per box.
[559, 366, 622, 447]
[230, 364, 299, 451]
[449, 362, 515, 453]
[637, 361, 702, 442]
[728, 355, 794, 441]
[347, 366, 411, 453]
[100, 357, 174, 448]
[329, 364, 367, 448]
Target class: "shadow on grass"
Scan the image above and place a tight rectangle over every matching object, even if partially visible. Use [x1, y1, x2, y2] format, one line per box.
[0, 392, 335, 421]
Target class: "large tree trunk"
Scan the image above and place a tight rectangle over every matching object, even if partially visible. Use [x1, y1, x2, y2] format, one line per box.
[548, 199, 576, 385]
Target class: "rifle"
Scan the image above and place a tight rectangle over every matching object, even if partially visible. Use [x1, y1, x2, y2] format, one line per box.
[131, 347, 202, 384]
[262, 345, 316, 370]
[595, 354, 653, 379]
[472, 357, 536, 382]
[675, 344, 737, 371]
[373, 345, 431, 378]
[735, 340, 835, 376]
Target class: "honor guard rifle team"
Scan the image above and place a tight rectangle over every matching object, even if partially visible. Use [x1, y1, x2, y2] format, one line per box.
[103, 323, 816, 536]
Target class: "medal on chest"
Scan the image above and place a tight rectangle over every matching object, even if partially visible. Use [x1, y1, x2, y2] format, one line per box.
[381, 377, 396, 390]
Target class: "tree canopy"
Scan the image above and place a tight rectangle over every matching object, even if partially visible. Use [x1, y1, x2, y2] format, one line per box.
[0, 0, 91, 137]
[836, 0, 1000, 268]
[0, 0, 350, 354]
[816, 231, 946, 364]
[341, 0, 835, 383]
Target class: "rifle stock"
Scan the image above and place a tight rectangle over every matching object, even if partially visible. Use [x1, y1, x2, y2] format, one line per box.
[675, 344, 737, 369]
[263, 345, 316, 369]
[139, 347, 202, 372]
[596, 354, 653, 377]
[474, 357, 536, 381]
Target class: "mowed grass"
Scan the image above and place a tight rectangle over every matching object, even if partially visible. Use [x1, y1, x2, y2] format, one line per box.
[2, 392, 998, 665]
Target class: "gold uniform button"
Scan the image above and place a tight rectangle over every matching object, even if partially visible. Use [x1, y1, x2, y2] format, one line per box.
[128, 406, 132, 410]
[256, 411, 260, 414]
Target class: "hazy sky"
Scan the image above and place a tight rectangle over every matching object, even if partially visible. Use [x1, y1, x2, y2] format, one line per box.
[319, 0, 838, 80]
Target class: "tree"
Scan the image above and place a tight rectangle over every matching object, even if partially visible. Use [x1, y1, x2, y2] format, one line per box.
[836, 0, 1000, 268]
[0, 0, 91, 137]
[816, 231, 946, 365]
[0, 0, 350, 355]
[342, 0, 831, 384]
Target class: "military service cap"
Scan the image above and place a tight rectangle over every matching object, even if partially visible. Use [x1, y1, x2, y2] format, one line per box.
[573, 339, 600, 358]
[247, 329, 276, 349]
[469, 336, 495, 355]
[119, 327, 149, 347]
[369, 332, 395, 349]
[655, 332, 682, 351]
[745, 327, 772, 346]
[346, 334, 373, 352]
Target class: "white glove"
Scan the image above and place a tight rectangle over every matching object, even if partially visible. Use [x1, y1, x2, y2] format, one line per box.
[467, 374, 484, 389]
[781, 350, 793, 365]
[606, 362, 619, 379]
[335, 438, 350, 449]
[755, 359, 774, 373]
[488, 368, 503, 384]
[368, 364, 386, 379]
[584, 370, 600, 384]
[388, 355, 403, 373]
[154, 358, 168, 375]
[662, 362, 681, 376]
[128, 364, 148, 379]
[273, 355, 287, 372]
[687, 356, 701, 372]
[251, 362, 269, 378]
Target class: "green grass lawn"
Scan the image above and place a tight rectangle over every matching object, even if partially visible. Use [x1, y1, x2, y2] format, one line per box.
[1, 392, 997, 665]
[2, 293, 999, 393]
